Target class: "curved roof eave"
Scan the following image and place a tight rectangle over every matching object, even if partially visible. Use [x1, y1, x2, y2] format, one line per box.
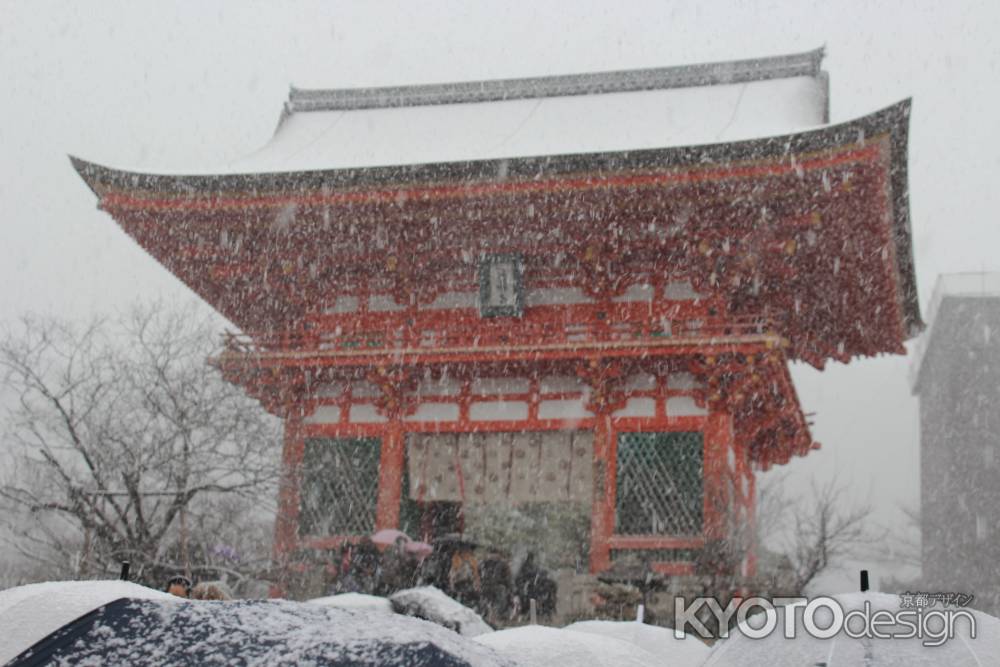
[69, 98, 920, 340]
[72, 98, 901, 197]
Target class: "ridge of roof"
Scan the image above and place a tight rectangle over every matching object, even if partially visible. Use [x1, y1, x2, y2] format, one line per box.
[284, 47, 826, 115]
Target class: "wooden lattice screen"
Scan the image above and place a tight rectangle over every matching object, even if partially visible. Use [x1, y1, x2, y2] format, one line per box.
[299, 437, 381, 536]
[615, 431, 703, 535]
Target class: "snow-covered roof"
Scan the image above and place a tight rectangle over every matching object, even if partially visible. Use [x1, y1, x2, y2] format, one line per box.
[71, 98, 919, 369]
[910, 272, 1000, 391]
[229, 48, 827, 174]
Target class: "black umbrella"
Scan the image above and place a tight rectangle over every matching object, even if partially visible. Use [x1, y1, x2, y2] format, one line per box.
[8, 597, 512, 667]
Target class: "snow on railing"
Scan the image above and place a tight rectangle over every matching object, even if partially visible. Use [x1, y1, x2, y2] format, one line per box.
[221, 313, 776, 357]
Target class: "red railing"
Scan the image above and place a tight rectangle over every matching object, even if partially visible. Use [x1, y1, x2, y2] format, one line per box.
[222, 305, 776, 357]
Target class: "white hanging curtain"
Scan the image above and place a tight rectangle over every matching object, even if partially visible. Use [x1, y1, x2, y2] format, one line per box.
[407, 431, 593, 504]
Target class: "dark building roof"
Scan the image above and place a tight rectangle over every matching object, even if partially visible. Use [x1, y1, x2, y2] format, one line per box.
[911, 273, 1000, 391]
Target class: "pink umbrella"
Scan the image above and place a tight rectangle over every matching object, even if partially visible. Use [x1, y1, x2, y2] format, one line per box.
[370, 528, 412, 549]
[405, 540, 433, 558]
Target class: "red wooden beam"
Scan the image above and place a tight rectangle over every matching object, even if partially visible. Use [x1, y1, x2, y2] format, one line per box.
[607, 536, 706, 550]
[650, 562, 696, 576]
[216, 337, 781, 371]
[300, 535, 363, 551]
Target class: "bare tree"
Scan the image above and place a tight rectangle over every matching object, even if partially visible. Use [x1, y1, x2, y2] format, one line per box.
[0, 302, 280, 589]
[758, 475, 876, 595]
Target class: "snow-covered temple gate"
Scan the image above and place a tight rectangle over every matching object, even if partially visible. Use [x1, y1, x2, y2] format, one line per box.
[72, 48, 920, 601]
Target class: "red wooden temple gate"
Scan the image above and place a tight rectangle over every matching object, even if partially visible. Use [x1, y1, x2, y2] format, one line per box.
[73, 49, 920, 597]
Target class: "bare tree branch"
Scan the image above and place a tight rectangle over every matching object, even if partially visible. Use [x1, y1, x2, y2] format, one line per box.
[757, 474, 878, 595]
[0, 302, 281, 590]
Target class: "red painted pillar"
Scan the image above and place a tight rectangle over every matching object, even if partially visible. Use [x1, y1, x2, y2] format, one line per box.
[375, 418, 405, 531]
[703, 411, 733, 541]
[271, 409, 304, 598]
[589, 412, 615, 573]
[745, 466, 758, 577]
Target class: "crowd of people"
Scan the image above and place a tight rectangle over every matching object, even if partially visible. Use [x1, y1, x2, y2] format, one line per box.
[161, 535, 559, 625]
[328, 536, 558, 624]
[164, 575, 233, 601]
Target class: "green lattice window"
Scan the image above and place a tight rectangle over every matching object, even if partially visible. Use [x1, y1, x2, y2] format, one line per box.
[615, 431, 703, 535]
[300, 437, 381, 537]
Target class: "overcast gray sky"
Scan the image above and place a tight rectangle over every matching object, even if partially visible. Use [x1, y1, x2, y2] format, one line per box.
[2, 0, 999, 561]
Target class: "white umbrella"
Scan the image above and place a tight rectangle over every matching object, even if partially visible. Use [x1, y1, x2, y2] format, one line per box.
[390, 586, 493, 637]
[308, 592, 395, 615]
[475, 625, 663, 667]
[565, 619, 711, 666]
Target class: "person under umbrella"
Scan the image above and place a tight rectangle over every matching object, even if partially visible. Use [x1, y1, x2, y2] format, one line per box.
[164, 576, 191, 599]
